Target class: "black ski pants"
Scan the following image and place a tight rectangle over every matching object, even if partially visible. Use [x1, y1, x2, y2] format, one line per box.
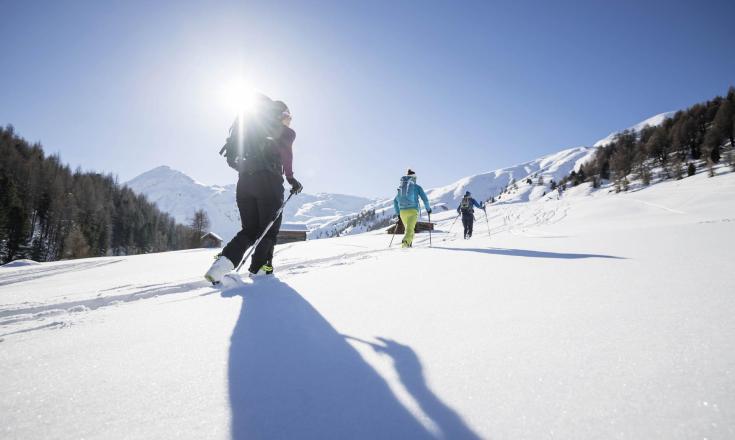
[461, 212, 474, 238]
[222, 170, 284, 273]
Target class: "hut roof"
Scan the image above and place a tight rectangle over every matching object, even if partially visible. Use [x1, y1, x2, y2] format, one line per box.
[280, 223, 308, 232]
[201, 231, 223, 241]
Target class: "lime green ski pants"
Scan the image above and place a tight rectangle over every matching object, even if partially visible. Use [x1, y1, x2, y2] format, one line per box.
[399, 208, 419, 247]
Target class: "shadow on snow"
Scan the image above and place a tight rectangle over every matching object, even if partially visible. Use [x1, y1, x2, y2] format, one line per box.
[434, 246, 625, 260]
[221, 278, 480, 439]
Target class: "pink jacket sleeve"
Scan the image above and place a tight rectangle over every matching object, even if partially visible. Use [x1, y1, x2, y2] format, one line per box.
[276, 127, 295, 178]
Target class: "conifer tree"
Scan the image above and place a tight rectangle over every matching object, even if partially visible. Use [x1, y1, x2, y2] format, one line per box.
[687, 162, 696, 177]
[189, 209, 210, 248]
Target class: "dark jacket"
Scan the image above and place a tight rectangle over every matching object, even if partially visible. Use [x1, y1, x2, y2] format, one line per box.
[457, 197, 483, 214]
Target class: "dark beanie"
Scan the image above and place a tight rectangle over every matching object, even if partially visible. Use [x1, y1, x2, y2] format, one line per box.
[406, 169, 416, 175]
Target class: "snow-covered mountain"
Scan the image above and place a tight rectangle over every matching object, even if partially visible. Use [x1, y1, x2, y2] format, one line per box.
[127, 111, 675, 241]
[323, 111, 678, 237]
[125, 166, 378, 240]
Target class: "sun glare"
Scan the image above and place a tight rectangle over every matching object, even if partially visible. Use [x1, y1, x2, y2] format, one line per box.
[219, 78, 258, 117]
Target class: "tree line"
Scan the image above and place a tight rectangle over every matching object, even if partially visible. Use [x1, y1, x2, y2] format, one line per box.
[560, 87, 735, 191]
[0, 125, 202, 264]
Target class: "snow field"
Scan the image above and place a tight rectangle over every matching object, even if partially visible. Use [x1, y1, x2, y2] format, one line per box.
[1, 170, 734, 439]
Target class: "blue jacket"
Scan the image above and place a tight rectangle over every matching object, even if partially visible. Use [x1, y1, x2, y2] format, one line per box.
[393, 176, 431, 215]
[457, 197, 483, 214]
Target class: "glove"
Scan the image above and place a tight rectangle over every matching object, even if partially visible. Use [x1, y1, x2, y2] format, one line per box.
[427, 208, 432, 214]
[226, 155, 239, 172]
[287, 176, 303, 195]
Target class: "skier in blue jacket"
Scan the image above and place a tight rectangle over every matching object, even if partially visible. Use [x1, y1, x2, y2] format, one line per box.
[457, 191, 484, 239]
[393, 169, 431, 248]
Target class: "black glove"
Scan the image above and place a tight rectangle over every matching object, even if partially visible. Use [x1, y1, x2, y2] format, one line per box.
[427, 208, 432, 214]
[226, 155, 239, 172]
[287, 176, 303, 195]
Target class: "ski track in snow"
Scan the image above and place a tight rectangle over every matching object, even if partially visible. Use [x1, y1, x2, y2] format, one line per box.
[0, 259, 123, 287]
[0, 279, 210, 328]
[628, 198, 686, 214]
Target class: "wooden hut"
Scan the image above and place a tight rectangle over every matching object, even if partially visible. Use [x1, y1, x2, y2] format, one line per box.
[386, 218, 434, 234]
[200, 232, 223, 248]
[278, 223, 308, 244]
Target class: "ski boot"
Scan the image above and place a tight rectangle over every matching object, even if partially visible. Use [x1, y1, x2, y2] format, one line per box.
[249, 264, 274, 279]
[205, 254, 234, 285]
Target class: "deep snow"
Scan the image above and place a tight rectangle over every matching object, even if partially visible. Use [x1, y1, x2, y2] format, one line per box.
[2, 169, 734, 439]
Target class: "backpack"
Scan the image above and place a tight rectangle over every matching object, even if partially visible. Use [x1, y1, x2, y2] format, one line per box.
[219, 96, 284, 175]
[460, 196, 472, 213]
[397, 176, 418, 208]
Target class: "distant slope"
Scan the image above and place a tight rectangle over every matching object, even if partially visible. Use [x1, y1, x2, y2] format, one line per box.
[326, 111, 678, 236]
[593, 111, 675, 147]
[126, 166, 377, 240]
[324, 146, 597, 237]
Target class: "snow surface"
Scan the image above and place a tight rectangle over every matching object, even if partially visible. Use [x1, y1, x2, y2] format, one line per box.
[125, 166, 378, 240]
[2, 167, 735, 439]
[1, 259, 40, 268]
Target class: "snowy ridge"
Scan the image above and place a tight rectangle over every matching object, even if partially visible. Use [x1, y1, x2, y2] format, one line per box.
[325, 146, 598, 237]
[125, 166, 378, 240]
[593, 111, 676, 147]
[325, 110, 678, 237]
[425, 146, 596, 206]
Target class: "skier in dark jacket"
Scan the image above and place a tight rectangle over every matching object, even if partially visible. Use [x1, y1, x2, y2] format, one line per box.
[457, 191, 484, 239]
[205, 96, 303, 284]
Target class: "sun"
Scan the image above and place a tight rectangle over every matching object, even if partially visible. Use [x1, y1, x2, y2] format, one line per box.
[218, 78, 258, 117]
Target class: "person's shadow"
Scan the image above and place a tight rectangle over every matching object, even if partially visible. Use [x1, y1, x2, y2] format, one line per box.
[222, 278, 481, 439]
[345, 336, 483, 440]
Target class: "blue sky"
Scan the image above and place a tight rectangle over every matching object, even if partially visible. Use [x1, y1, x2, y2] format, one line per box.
[2, 0, 734, 198]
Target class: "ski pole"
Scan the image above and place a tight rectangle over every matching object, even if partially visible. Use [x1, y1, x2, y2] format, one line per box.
[428, 212, 432, 247]
[236, 192, 294, 273]
[483, 206, 491, 238]
[388, 215, 400, 247]
[447, 213, 460, 234]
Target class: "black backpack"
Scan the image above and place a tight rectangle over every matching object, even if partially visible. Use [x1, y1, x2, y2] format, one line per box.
[460, 196, 473, 213]
[219, 96, 284, 175]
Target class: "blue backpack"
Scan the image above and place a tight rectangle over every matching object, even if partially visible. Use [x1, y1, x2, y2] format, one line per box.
[397, 175, 418, 209]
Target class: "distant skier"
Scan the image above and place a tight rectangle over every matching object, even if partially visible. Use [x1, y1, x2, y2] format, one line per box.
[393, 169, 431, 248]
[457, 191, 484, 239]
[557, 186, 563, 200]
[205, 95, 303, 284]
